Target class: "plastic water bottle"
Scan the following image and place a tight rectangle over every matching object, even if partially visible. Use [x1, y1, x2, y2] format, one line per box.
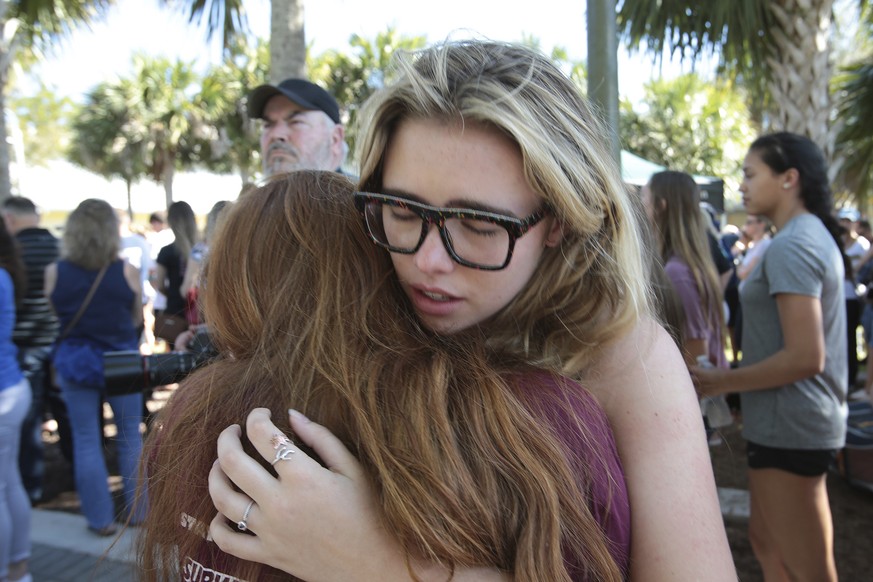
[697, 355, 733, 428]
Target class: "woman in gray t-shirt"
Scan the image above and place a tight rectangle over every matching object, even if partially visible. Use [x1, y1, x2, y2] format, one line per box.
[694, 132, 847, 582]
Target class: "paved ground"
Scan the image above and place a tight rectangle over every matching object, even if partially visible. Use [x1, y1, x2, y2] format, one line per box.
[29, 509, 137, 581]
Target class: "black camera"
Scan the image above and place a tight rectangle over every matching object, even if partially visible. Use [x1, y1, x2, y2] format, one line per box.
[103, 329, 217, 396]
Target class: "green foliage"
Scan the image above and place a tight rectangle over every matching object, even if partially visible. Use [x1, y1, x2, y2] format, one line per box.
[617, 0, 772, 81]
[68, 78, 147, 185]
[833, 3, 873, 203]
[615, 0, 795, 131]
[126, 54, 208, 183]
[67, 53, 209, 205]
[197, 35, 268, 183]
[9, 81, 76, 165]
[619, 73, 757, 203]
[308, 27, 426, 160]
[9, 0, 114, 54]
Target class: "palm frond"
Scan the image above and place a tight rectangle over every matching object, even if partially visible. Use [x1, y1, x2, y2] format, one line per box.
[160, 0, 248, 51]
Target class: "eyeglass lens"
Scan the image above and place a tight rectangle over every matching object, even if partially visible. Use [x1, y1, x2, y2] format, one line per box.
[364, 202, 511, 268]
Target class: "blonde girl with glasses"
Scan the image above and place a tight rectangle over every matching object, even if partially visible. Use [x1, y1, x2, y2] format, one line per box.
[204, 40, 736, 580]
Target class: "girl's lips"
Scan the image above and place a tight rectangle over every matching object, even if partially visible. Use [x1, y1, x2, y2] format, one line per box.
[408, 285, 462, 317]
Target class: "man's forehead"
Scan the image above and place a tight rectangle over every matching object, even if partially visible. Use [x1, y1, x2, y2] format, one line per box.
[263, 94, 317, 118]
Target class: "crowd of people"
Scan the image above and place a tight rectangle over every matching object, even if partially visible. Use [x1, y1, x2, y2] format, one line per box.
[0, 38, 862, 582]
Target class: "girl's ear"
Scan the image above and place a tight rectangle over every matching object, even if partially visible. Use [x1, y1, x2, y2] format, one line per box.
[544, 217, 563, 248]
[781, 167, 800, 189]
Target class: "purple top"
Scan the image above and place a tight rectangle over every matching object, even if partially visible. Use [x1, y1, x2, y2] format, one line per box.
[176, 373, 630, 580]
[665, 255, 728, 369]
[513, 372, 630, 579]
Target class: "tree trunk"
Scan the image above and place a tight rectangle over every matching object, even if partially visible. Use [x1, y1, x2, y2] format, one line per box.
[270, 0, 306, 82]
[0, 2, 15, 202]
[126, 179, 134, 220]
[163, 158, 175, 208]
[587, 0, 620, 169]
[0, 64, 12, 202]
[765, 0, 836, 170]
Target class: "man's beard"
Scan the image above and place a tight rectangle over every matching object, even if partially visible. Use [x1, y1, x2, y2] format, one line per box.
[264, 142, 302, 177]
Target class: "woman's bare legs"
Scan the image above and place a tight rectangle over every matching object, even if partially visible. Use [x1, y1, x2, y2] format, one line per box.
[748, 468, 837, 582]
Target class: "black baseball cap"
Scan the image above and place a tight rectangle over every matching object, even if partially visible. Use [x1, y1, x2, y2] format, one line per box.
[247, 79, 341, 124]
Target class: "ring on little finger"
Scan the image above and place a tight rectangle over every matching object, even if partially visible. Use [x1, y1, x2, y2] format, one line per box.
[237, 499, 255, 532]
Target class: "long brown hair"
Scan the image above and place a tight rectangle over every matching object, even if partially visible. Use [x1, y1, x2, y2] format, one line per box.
[138, 171, 623, 581]
[647, 171, 726, 344]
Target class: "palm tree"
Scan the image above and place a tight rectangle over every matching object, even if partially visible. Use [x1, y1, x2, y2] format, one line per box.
[831, 2, 873, 206]
[617, 0, 869, 166]
[167, 0, 306, 79]
[68, 80, 148, 217]
[198, 36, 269, 184]
[268, 0, 304, 80]
[309, 27, 426, 157]
[834, 61, 873, 197]
[0, 0, 114, 201]
[131, 54, 207, 207]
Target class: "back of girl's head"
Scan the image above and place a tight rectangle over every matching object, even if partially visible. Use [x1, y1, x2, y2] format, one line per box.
[202, 171, 399, 365]
[356, 39, 652, 374]
[62, 199, 119, 270]
[750, 132, 842, 249]
[141, 171, 404, 579]
[648, 171, 705, 256]
[167, 201, 198, 257]
[647, 170, 724, 345]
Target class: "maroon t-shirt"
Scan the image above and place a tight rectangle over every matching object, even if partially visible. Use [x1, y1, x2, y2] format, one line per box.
[175, 374, 630, 581]
[513, 372, 631, 579]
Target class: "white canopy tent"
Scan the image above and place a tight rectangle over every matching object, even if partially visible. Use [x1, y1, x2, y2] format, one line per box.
[621, 150, 725, 211]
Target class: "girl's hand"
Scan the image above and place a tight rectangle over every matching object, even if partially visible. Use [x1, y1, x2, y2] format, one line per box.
[690, 365, 730, 398]
[208, 408, 408, 581]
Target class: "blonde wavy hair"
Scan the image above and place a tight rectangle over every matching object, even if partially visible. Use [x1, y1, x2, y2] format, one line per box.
[356, 40, 654, 376]
[61, 198, 120, 270]
[138, 171, 624, 581]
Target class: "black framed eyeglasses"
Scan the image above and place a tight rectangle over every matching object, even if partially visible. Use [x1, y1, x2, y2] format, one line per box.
[353, 192, 547, 271]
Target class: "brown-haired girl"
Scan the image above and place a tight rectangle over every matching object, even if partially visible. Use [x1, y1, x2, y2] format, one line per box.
[139, 171, 629, 581]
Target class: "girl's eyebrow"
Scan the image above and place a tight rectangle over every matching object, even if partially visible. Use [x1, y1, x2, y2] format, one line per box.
[381, 188, 520, 218]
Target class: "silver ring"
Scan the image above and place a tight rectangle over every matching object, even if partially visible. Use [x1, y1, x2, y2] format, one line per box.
[237, 499, 255, 531]
[271, 446, 296, 465]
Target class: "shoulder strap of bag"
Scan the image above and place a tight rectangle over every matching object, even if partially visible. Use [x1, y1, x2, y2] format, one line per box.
[56, 262, 110, 343]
